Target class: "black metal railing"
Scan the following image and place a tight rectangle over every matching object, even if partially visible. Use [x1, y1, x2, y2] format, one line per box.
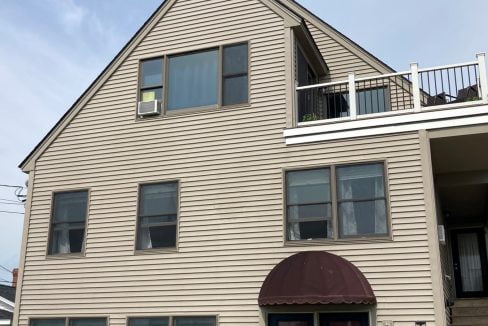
[419, 64, 480, 106]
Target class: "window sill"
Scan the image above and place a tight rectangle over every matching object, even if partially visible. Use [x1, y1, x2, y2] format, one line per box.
[284, 236, 393, 247]
[135, 103, 251, 122]
[45, 253, 85, 260]
[134, 248, 178, 255]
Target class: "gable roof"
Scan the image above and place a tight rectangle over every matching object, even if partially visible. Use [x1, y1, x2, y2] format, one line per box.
[279, 0, 397, 74]
[19, 0, 394, 172]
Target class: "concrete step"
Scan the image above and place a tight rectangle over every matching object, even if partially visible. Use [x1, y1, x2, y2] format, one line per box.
[451, 299, 488, 326]
[452, 306, 488, 316]
[451, 316, 488, 326]
[452, 298, 488, 308]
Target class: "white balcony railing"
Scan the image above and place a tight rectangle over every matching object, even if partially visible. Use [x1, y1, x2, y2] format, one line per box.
[296, 53, 488, 126]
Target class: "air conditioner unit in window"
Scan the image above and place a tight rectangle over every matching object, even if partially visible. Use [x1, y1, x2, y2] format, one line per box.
[137, 100, 161, 117]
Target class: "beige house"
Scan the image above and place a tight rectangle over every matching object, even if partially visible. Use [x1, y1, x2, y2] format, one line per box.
[13, 1, 488, 326]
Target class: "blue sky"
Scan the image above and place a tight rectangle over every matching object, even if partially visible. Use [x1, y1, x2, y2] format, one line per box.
[0, 0, 487, 285]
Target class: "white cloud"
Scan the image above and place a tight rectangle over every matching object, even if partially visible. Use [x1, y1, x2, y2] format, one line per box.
[47, 0, 88, 31]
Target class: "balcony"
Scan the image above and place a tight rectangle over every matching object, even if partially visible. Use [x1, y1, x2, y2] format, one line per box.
[285, 53, 488, 144]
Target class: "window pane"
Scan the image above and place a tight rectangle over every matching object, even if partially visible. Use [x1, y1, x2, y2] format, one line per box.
[140, 183, 177, 217]
[142, 59, 163, 87]
[287, 169, 330, 205]
[223, 75, 248, 106]
[53, 191, 88, 223]
[141, 88, 163, 102]
[138, 225, 177, 250]
[337, 163, 385, 200]
[174, 317, 216, 326]
[168, 49, 218, 110]
[289, 220, 332, 240]
[70, 319, 106, 326]
[357, 87, 387, 115]
[50, 227, 85, 254]
[129, 318, 169, 326]
[339, 199, 387, 237]
[223, 43, 248, 76]
[31, 319, 66, 326]
[287, 204, 331, 221]
[326, 92, 350, 119]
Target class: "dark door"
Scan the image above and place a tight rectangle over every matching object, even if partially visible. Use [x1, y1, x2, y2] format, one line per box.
[268, 314, 314, 326]
[319, 313, 369, 326]
[451, 228, 488, 298]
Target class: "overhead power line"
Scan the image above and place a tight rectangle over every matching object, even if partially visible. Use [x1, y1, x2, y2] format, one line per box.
[0, 210, 24, 215]
[0, 265, 12, 273]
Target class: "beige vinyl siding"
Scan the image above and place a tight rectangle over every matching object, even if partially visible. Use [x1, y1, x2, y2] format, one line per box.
[305, 22, 381, 81]
[18, 1, 437, 326]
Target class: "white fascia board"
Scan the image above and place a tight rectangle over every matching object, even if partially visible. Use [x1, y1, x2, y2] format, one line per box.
[286, 114, 488, 145]
[0, 297, 14, 311]
[284, 104, 488, 144]
[0, 320, 11, 325]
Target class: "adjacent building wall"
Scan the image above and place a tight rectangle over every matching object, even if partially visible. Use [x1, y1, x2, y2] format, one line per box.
[17, 0, 440, 325]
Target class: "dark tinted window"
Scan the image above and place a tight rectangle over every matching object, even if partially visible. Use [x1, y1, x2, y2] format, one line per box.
[70, 319, 106, 326]
[31, 320, 66, 326]
[137, 182, 178, 250]
[49, 191, 88, 255]
[129, 318, 169, 326]
[222, 43, 249, 106]
[174, 317, 216, 326]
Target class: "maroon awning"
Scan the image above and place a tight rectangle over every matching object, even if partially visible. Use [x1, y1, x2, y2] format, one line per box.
[258, 251, 376, 306]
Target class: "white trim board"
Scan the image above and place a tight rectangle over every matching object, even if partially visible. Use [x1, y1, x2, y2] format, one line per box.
[284, 104, 488, 145]
[0, 297, 14, 312]
[0, 320, 11, 326]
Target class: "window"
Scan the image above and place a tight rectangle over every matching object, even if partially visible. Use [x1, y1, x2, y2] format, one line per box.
[286, 162, 389, 241]
[137, 182, 178, 250]
[286, 169, 332, 240]
[174, 317, 216, 326]
[31, 320, 66, 326]
[31, 319, 106, 326]
[222, 43, 249, 106]
[168, 49, 219, 110]
[140, 58, 163, 102]
[138, 42, 249, 115]
[326, 87, 389, 119]
[336, 163, 388, 237]
[129, 318, 169, 326]
[48, 190, 89, 255]
[70, 319, 107, 326]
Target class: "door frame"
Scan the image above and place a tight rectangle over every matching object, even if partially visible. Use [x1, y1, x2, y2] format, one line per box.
[267, 312, 370, 326]
[451, 227, 488, 298]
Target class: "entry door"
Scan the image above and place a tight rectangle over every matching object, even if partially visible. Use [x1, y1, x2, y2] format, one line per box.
[451, 228, 488, 297]
[268, 314, 314, 326]
[319, 313, 369, 326]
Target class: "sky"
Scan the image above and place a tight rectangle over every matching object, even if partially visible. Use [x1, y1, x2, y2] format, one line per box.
[0, 0, 487, 285]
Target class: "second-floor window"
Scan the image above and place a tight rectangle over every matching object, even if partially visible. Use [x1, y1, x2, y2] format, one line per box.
[136, 182, 178, 250]
[48, 190, 89, 255]
[139, 42, 249, 114]
[285, 162, 389, 241]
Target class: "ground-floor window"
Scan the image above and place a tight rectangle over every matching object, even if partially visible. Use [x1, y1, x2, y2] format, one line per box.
[268, 313, 369, 326]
